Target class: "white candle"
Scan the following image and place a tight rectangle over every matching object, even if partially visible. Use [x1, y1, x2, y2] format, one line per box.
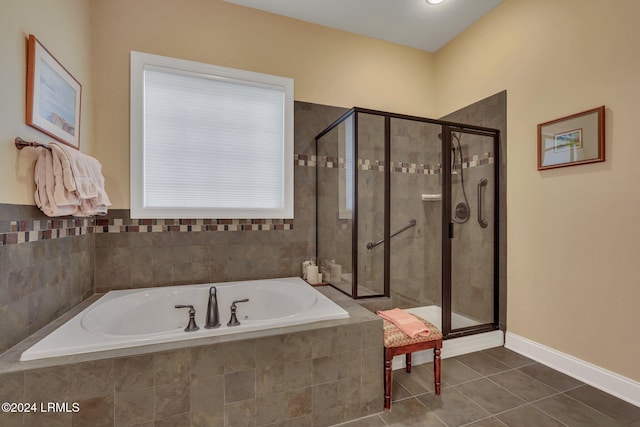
[307, 265, 319, 284]
[330, 263, 342, 284]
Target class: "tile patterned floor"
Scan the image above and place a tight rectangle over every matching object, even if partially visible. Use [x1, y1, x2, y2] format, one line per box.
[334, 347, 640, 427]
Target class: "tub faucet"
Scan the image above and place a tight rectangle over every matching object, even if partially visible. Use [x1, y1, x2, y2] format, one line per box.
[205, 286, 221, 329]
[227, 299, 249, 326]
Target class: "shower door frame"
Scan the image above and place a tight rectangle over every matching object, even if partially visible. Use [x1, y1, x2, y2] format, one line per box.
[440, 125, 501, 339]
[315, 108, 501, 338]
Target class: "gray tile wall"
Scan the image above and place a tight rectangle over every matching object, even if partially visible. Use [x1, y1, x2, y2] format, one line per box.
[0, 206, 94, 354]
[0, 321, 383, 427]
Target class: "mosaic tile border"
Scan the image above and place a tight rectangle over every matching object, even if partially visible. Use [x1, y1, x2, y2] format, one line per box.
[296, 154, 317, 166]
[1, 218, 93, 245]
[310, 152, 494, 175]
[0, 218, 293, 247]
[93, 218, 293, 233]
[359, 159, 385, 171]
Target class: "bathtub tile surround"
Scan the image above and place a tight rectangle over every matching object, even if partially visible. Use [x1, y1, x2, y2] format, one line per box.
[0, 287, 383, 427]
[0, 205, 94, 354]
[92, 214, 301, 292]
[0, 101, 349, 355]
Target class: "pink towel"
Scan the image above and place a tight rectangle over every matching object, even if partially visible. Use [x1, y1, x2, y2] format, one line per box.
[377, 308, 429, 338]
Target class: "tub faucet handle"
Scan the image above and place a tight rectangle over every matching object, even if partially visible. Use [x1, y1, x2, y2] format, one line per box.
[174, 305, 199, 332]
[227, 299, 249, 327]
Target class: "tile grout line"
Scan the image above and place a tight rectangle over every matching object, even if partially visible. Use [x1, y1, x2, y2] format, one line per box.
[556, 389, 629, 425]
[458, 415, 508, 427]
[445, 358, 533, 423]
[479, 348, 539, 370]
[477, 364, 582, 426]
[411, 394, 451, 427]
[450, 382, 507, 423]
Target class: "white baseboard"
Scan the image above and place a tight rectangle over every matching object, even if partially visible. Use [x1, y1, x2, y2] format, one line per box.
[506, 332, 640, 408]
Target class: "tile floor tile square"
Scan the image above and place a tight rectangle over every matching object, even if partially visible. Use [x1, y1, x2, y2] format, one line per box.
[533, 393, 625, 427]
[418, 388, 491, 427]
[440, 358, 483, 387]
[455, 352, 512, 376]
[567, 384, 640, 425]
[487, 369, 557, 402]
[518, 363, 584, 392]
[481, 347, 536, 369]
[454, 378, 526, 414]
[379, 397, 446, 426]
[496, 404, 564, 427]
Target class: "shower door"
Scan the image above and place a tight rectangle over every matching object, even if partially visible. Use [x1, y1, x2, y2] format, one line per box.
[442, 126, 499, 336]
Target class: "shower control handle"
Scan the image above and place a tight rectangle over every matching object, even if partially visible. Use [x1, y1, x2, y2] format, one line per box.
[477, 178, 489, 228]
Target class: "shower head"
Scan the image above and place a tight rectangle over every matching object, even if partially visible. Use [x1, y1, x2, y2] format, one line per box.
[437, 132, 461, 144]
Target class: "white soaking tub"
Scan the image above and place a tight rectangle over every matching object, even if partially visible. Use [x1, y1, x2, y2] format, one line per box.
[20, 277, 349, 361]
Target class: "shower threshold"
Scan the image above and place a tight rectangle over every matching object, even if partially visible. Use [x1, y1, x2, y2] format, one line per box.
[389, 305, 504, 370]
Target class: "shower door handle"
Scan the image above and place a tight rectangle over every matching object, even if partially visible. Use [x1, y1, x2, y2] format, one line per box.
[477, 178, 489, 228]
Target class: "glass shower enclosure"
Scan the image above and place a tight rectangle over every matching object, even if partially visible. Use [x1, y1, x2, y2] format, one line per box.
[316, 108, 500, 338]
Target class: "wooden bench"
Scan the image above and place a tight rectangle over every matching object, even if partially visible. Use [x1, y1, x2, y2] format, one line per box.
[383, 313, 442, 409]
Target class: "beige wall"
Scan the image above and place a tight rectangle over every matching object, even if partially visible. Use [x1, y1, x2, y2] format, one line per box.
[92, 0, 435, 207]
[0, 0, 94, 205]
[435, 0, 640, 381]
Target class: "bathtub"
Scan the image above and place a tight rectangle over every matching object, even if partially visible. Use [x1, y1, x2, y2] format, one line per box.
[20, 277, 349, 361]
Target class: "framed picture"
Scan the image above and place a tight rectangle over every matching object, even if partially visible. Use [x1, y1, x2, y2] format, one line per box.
[26, 34, 82, 149]
[537, 106, 604, 170]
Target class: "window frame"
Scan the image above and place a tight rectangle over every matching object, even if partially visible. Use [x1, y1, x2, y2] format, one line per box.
[130, 51, 294, 219]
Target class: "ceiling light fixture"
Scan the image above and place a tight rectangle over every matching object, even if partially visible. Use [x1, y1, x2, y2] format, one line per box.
[426, 0, 446, 4]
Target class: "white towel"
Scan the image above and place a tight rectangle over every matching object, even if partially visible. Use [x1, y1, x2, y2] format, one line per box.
[50, 143, 111, 216]
[49, 145, 81, 208]
[34, 150, 77, 217]
[33, 143, 111, 217]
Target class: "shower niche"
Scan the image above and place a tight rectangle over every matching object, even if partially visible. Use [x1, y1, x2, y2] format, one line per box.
[316, 108, 500, 339]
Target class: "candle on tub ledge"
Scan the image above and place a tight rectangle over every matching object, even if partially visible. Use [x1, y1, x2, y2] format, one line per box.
[307, 265, 319, 284]
[330, 262, 342, 284]
[302, 260, 314, 280]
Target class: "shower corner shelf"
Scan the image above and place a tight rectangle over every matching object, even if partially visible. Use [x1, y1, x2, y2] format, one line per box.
[421, 194, 442, 201]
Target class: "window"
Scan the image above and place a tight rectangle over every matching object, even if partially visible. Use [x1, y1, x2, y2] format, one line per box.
[130, 51, 294, 219]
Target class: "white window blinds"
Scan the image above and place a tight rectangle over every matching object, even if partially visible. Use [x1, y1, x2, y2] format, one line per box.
[130, 52, 294, 219]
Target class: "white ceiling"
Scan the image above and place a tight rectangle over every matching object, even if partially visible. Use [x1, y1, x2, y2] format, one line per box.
[223, 0, 503, 52]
